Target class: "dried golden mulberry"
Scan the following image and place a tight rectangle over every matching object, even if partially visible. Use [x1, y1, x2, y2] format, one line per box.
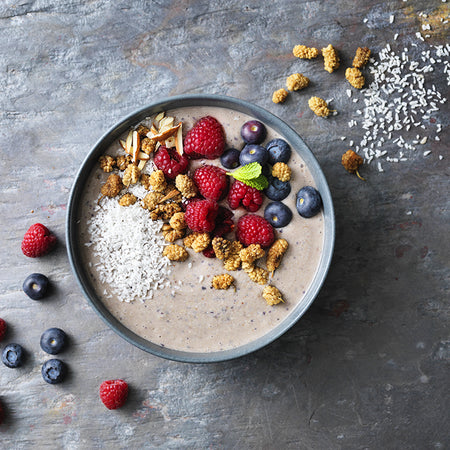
[286, 73, 309, 91]
[239, 244, 265, 264]
[266, 239, 288, 273]
[272, 162, 291, 182]
[116, 154, 132, 171]
[353, 47, 371, 69]
[140, 174, 151, 190]
[292, 45, 319, 59]
[100, 174, 123, 198]
[150, 203, 182, 221]
[169, 212, 186, 230]
[141, 137, 157, 155]
[262, 285, 284, 305]
[212, 274, 235, 290]
[223, 241, 243, 271]
[175, 174, 197, 198]
[242, 262, 269, 285]
[163, 244, 188, 262]
[272, 89, 288, 104]
[118, 193, 137, 207]
[99, 155, 116, 173]
[342, 150, 364, 180]
[345, 67, 365, 89]
[192, 233, 211, 253]
[136, 124, 151, 137]
[149, 169, 167, 193]
[141, 192, 163, 211]
[308, 96, 331, 117]
[161, 224, 185, 242]
[122, 164, 140, 187]
[322, 44, 340, 73]
[212, 237, 232, 260]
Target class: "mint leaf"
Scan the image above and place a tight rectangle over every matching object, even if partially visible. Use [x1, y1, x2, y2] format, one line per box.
[241, 174, 269, 190]
[227, 162, 262, 182]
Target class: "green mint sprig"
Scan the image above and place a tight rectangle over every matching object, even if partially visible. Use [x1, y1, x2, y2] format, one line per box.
[227, 162, 268, 190]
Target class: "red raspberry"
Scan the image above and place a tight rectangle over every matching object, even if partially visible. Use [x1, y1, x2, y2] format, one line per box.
[212, 206, 234, 237]
[154, 146, 189, 179]
[193, 165, 229, 201]
[236, 214, 275, 248]
[0, 318, 7, 342]
[21, 223, 57, 258]
[202, 246, 216, 258]
[99, 379, 128, 410]
[184, 199, 218, 233]
[228, 180, 263, 212]
[184, 116, 226, 159]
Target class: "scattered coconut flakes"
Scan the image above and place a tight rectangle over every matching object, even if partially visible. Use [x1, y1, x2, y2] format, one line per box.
[85, 198, 171, 303]
[423, 150, 432, 156]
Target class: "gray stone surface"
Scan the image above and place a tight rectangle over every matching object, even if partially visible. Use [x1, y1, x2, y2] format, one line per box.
[0, 0, 448, 448]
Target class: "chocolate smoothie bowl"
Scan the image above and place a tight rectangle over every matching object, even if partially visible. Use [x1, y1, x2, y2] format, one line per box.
[66, 95, 335, 363]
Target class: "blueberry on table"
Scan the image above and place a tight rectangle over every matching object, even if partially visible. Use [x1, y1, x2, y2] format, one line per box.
[220, 148, 241, 169]
[296, 186, 322, 218]
[264, 201, 293, 228]
[23, 273, 49, 300]
[2, 343, 24, 368]
[40, 328, 67, 355]
[239, 144, 269, 166]
[264, 176, 291, 201]
[240, 120, 267, 144]
[266, 138, 291, 165]
[42, 359, 67, 384]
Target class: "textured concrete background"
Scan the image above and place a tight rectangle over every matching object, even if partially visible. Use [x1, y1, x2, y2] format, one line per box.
[0, 0, 449, 448]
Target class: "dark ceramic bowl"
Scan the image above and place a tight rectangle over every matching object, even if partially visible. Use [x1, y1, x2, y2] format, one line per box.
[66, 94, 335, 363]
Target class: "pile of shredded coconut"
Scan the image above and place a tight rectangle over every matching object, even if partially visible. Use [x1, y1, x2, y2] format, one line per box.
[343, 40, 448, 172]
[85, 197, 172, 303]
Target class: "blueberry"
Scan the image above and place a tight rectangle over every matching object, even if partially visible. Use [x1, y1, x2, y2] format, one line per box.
[264, 176, 291, 201]
[239, 144, 269, 166]
[2, 343, 24, 368]
[240, 120, 267, 144]
[266, 139, 291, 165]
[220, 148, 241, 169]
[40, 328, 67, 355]
[264, 201, 293, 228]
[23, 273, 49, 300]
[42, 359, 67, 384]
[296, 186, 322, 218]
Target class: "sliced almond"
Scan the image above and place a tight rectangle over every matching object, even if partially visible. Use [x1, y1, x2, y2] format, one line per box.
[165, 136, 176, 148]
[147, 123, 182, 142]
[158, 189, 181, 203]
[119, 139, 127, 151]
[131, 130, 141, 162]
[150, 124, 159, 135]
[138, 159, 147, 171]
[155, 111, 165, 122]
[159, 116, 174, 130]
[125, 130, 133, 154]
[175, 123, 183, 155]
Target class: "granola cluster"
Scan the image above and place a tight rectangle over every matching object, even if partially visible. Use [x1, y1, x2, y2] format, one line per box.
[118, 193, 137, 207]
[149, 170, 167, 192]
[175, 174, 197, 198]
[184, 232, 211, 253]
[266, 239, 288, 274]
[223, 241, 243, 271]
[99, 155, 116, 172]
[123, 164, 140, 187]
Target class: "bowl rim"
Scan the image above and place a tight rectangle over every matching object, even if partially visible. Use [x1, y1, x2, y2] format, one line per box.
[66, 93, 335, 363]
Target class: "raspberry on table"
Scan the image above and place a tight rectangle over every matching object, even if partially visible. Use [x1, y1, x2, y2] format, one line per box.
[99, 379, 129, 410]
[183, 116, 226, 159]
[236, 214, 275, 248]
[228, 180, 263, 213]
[184, 199, 219, 233]
[193, 165, 229, 202]
[322, 44, 340, 73]
[272, 162, 291, 182]
[154, 146, 189, 179]
[21, 223, 57, 258]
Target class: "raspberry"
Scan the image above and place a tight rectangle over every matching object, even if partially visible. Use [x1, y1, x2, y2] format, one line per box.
[184, 199, 219, 233]
[0, 318, 7, 342]
[184, 116, 226, 159]
[236, 214, 275, 248]
[202, 246, 216, 258]
[228, 180, 264, 212]
[153, 146, 189, 179]
[212, 206, 234, 237]
[193, 165, 229, 201]
[99, 379, 128, 410]
[21, 223, 57, 258]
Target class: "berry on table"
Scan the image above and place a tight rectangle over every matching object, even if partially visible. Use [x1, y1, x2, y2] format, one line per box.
[264, 176, 291, 201]
[184, 199, 219, 233]
[266, 138, 291, 165]
[2, 343, 24, 368]
[264, 201, 293, 228]
[0, 319, 7, 342]
[153, 146, 189, 179]
[296, 186, 322, 218]
[193, 165, 229, 201]
[41, 359, 67, 384]
[40, 328, 67, 355]
[99, 379, 128, 410]
[236, 214, 275, 248]
[183, 116, 226, 159]
[21, 223, 57, 258]
[240, 120, 267, 144]
[239, 145, 269, 166]
[342, 149, 365, 180]
[23, 273, 49, 300]
[220, 148, 241, 169]
[228, 180, 263, 213]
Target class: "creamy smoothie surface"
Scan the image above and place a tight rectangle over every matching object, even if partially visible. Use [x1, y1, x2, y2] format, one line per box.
[77, 106, 324, 352]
